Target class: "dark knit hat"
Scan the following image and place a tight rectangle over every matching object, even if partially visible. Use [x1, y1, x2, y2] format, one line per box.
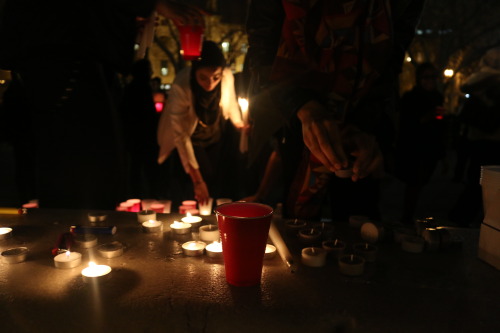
[192, 41, 226, 69]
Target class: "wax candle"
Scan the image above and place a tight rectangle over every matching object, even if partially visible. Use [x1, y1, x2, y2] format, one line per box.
[198, 197, 213, 216]
[353, 243, 378, 262]
[142, 220, 163, 233]
[348, 215, 370, 228]
[285, 219, 307, 235]
[0, 227, 13, 240]
[322, 239, 346, 258]
[338, 254, 365, 276]
[137, 210, 157, 223]
[181, 212, 203, 228]
[75, 234, 98, 248]
[205, 241, 223, 258]
[298, 228, 322, 243]
[268, 221, 295, 271]
[264, 244, 277, 259]
[1, 247, 29, 264]
[182, 241, 206, 256]
[301, 247, 327, 267]
[314, 222, 335, 240]
[199, 224, 220, 242]
[88, 212, 107, 223]
[401, 236, 425, 253]
[54, 251, 82, 269]
[170, 220, 192, 235]
[97, 241, 124, 258]
[360, 222, 385, 244]
[81, 262, 112, 282]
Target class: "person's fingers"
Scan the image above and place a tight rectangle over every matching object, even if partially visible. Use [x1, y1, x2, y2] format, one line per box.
[302, 125, 335, 171]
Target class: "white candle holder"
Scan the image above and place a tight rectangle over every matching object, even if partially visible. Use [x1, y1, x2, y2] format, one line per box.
[338, 254, 365, 276]
[322, 239, 346, 258]
[182, 241, 206, 256]
[199, 224, 220, 242]
[0, 227, 13, 240]
[81, 262, 112, 283]
[137, 210, 157, 223]
[54, 251, 82, 269]
[301, 247, 327, 267]
[298, 228, 322, 243]
[353, 243, 378, 262]
[170, 221, 192, 235]
[264, 244, 277, 259]
[1, 247, 29, 264]
[142, 220, 163, 233]
[205, 241, 223, 258]
[75, 234, 98, 248]
[181, 213, 203, 228]
[97, 241, 124, 258]
[198, 197, 213, 216]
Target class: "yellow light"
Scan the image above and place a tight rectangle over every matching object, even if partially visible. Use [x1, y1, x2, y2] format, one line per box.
[406, 56, 412, 62]
[444, 69, 454, 77]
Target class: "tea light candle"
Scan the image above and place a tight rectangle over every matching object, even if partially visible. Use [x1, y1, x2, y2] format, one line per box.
[205, 241, 223, 258]
[301, 247, 327, 267]
[1, 247, 29, 264]
[182, 241, 206, 256]
[353, 243, 378, 262]
[338, 254, 365, 276]
[264, 244, 277, 259]
[314, 222, 335, 239]
[98, 241, 124, 258]
[298, 228, 322, 243]
[170, 220, 192, 235]
[142, 220, 163, 233]
[401, 236, 425, 253]
[349, 215, 370, 228]
[181, 212, 203, 228]
[360, 222, 384, 243]
[75, 234, 98, 248]
[199, 224, 220, 242]
[88, 212, 107, 223]
[285, 219, 307, 235]
[54, 251, 82, 269]
[137, 210, 156, 223]
[198, 197, 213, 216]
[0, 227, 13, 240]
[322, 239, 346, 258]
[81, 262, 112, 282]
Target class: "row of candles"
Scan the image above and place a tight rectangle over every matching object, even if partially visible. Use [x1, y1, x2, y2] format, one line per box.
[116, 198, 232, 216]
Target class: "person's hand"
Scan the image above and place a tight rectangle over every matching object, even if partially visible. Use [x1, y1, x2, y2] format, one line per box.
[193, 181, 209, 204]
[341, 125, 383, 181]
[297, 100, 348, 172]
[234, 121, 251, 134]
[157, 0, 205, 27]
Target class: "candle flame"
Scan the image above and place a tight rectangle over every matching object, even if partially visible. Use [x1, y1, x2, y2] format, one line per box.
[186, 212, 192, 218]
[65, 251, 71, 257]
[88, 261, 96, 267]
[238, 97, 248, 113]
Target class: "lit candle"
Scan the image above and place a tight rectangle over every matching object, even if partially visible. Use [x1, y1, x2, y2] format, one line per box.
[298, 228, 322, 243]
[401, 236, 425, 253]
[74, 234, 98, 248]
[322, 239, 346, 258]
[238, 97, 249, 123]
[1, 247, 29, 264]
[268, 221, 295, 271]
[81, 261, 112, 282]
[142, 220, 163, 233]
[199, 224, 220, 242]
[301, 247, 327, 267]
[198, 197, 213, 216]
[0, 227, 13, 240]
[88, 212, 107, 223]
[170, 220, 192, 235]
[97, 241, 124, 258]
[137, 210, 157, 223]
[181, 241, 206, 256]
[338, 254, 365, 276]
[181, 212, 202, 228]
[54, 250, 82, 269]
[205, 241, 223, 258]
[353, 243, 378, 262]
[264, 244, 277, 259]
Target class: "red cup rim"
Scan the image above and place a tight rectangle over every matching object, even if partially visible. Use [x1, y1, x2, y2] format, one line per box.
[214, 201, 273, 220]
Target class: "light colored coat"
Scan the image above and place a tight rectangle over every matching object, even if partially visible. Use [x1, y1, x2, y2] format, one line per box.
[157, 67, 242, 172]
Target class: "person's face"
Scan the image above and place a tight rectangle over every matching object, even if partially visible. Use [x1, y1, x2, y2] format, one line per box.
[420, 69, 438, 91]
[195, 66, 223, 92]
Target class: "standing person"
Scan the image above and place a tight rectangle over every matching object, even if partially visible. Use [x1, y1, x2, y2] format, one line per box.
[245, 0, 424, 220]
[0, 1, 203, 209]
[395, 62, 447, 224]
[157, 41, 245, 205]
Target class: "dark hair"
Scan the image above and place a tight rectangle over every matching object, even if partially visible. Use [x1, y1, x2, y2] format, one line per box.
[191, 41, 226, 70]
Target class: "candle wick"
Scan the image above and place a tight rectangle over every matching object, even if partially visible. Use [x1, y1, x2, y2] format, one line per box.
[294, 219, 298, 225]
[334, 239, 338, 246]
[351, 254, 354, 262]
[311, 247, 315, 254]
[310, 228, 314, 235]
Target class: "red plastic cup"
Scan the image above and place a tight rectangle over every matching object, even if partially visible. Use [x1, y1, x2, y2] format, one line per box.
[215, 202, 273, 287]
[176, 25, 204, 60]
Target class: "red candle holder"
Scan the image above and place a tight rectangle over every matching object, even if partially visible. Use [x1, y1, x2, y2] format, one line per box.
[176, 24, 204, 60]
